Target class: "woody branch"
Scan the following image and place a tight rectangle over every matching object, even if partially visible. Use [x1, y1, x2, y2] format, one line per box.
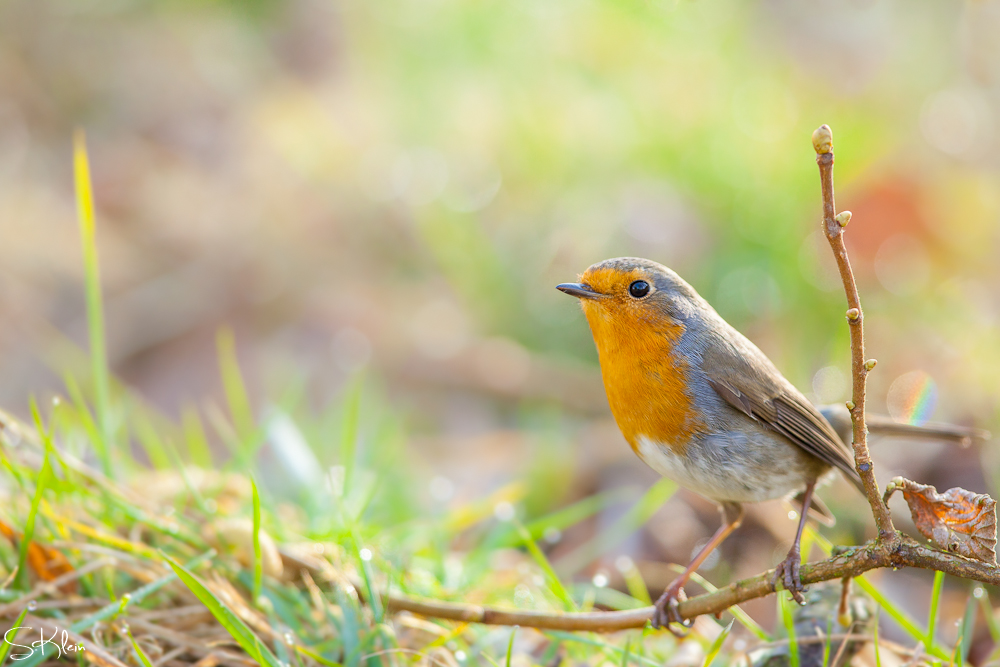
[342, 534, 1000, 631]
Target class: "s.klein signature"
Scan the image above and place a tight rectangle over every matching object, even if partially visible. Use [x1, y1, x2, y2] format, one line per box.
[3, 627, 86, 661]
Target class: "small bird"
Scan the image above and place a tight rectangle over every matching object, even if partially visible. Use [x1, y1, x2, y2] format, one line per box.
[556, 257, 986, 631]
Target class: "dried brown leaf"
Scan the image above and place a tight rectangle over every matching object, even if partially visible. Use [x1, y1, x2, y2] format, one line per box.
[27, 541, 78, 593]
[884, 477, 997, 565]
[0, 517, 78, 594]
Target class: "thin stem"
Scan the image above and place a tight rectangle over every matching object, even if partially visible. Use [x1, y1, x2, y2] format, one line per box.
[812, 125, 896, 542]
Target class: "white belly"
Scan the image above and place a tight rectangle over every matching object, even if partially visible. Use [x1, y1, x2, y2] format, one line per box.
[634, 434, 814, 503]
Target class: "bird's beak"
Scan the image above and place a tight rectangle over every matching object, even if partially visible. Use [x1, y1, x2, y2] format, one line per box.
[556, 283, 602, 300]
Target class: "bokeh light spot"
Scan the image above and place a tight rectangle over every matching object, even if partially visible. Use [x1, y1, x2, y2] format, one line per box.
[812, 365, 847, 404]
[887, 370, 938, 425]
[494, 501, 515, 521]
[920, 89, 990, 157]
[429, 475, 455, 502]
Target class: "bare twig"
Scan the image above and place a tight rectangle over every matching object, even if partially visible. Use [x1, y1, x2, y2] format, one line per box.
[811, 124, 896, 542]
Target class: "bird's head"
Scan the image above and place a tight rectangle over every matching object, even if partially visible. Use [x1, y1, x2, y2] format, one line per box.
[557, 257, 698, 349]
[557, 257, 707, 446]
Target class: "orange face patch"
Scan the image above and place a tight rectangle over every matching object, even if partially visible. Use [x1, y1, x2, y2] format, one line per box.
[577, 266, 702, 454]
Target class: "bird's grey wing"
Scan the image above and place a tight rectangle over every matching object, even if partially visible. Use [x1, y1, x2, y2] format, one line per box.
[702, 333, 863, 493]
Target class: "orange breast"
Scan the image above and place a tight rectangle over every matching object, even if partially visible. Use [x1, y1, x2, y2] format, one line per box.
[581, 300, 702, 454]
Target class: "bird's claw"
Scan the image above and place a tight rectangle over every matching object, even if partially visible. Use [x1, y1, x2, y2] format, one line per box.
[652, 584, 692, 635]
[773, 549, 806, 605]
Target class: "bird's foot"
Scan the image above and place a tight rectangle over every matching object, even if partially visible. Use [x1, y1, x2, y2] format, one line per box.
[773, 548, 806, 604]
[652, 583, 692, 635]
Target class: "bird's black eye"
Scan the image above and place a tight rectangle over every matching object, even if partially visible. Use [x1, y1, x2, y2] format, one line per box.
[628, 280, 650, 298]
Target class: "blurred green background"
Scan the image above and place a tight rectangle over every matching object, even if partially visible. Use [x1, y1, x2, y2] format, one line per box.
[1, 0, 999, 650]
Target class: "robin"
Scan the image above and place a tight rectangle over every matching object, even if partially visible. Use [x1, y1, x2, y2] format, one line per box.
[557, 256, 986, 630]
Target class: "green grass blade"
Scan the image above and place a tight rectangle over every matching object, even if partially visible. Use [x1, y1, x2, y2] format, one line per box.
[616, 556, 652, 606]
[779, 592, 799, 667]
[217, 328, 255, 446]
[505, 627, 517, 667]
[353, 540, 383, 624]
[295, 644, 343, 667]
[16, 398, 53, 591]
[73, 129, 113, 479]
[125, 626, 155, 667]
[821, 617, 833, 667]
[959, 588, 977, 666]
[332, 584, 363, 666]
[977, 589, 1000, 642]
[926, 570, 944, 651]
[131, 408, 172, 470]
[164, 554, 282, 667]
[480, 652, 503, 667]
[252, 476, 263, 604]
[164, 442, 213, 515]
[873, 606, 881, 667]
[62, 374, 103, 464]
[702, 620, 734, 667]
[0, 605, 31, 666]
[512, 519, 576, 610]
[181, 404, 214, 468]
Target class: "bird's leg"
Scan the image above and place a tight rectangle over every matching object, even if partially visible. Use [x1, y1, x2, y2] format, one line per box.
[653, 502, 743, 633]
[774, 479, 816, 604]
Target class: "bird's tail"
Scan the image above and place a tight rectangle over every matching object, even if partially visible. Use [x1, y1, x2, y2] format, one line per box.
[819, 404, 990, 448]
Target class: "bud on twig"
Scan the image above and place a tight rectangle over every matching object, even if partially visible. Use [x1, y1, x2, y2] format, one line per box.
[835, 211, 852, 227]
[846, 308, 860, 321]
[846, 400, 856, 411]
[864, 359, 877, 371]
[812, 125, 833, 154]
